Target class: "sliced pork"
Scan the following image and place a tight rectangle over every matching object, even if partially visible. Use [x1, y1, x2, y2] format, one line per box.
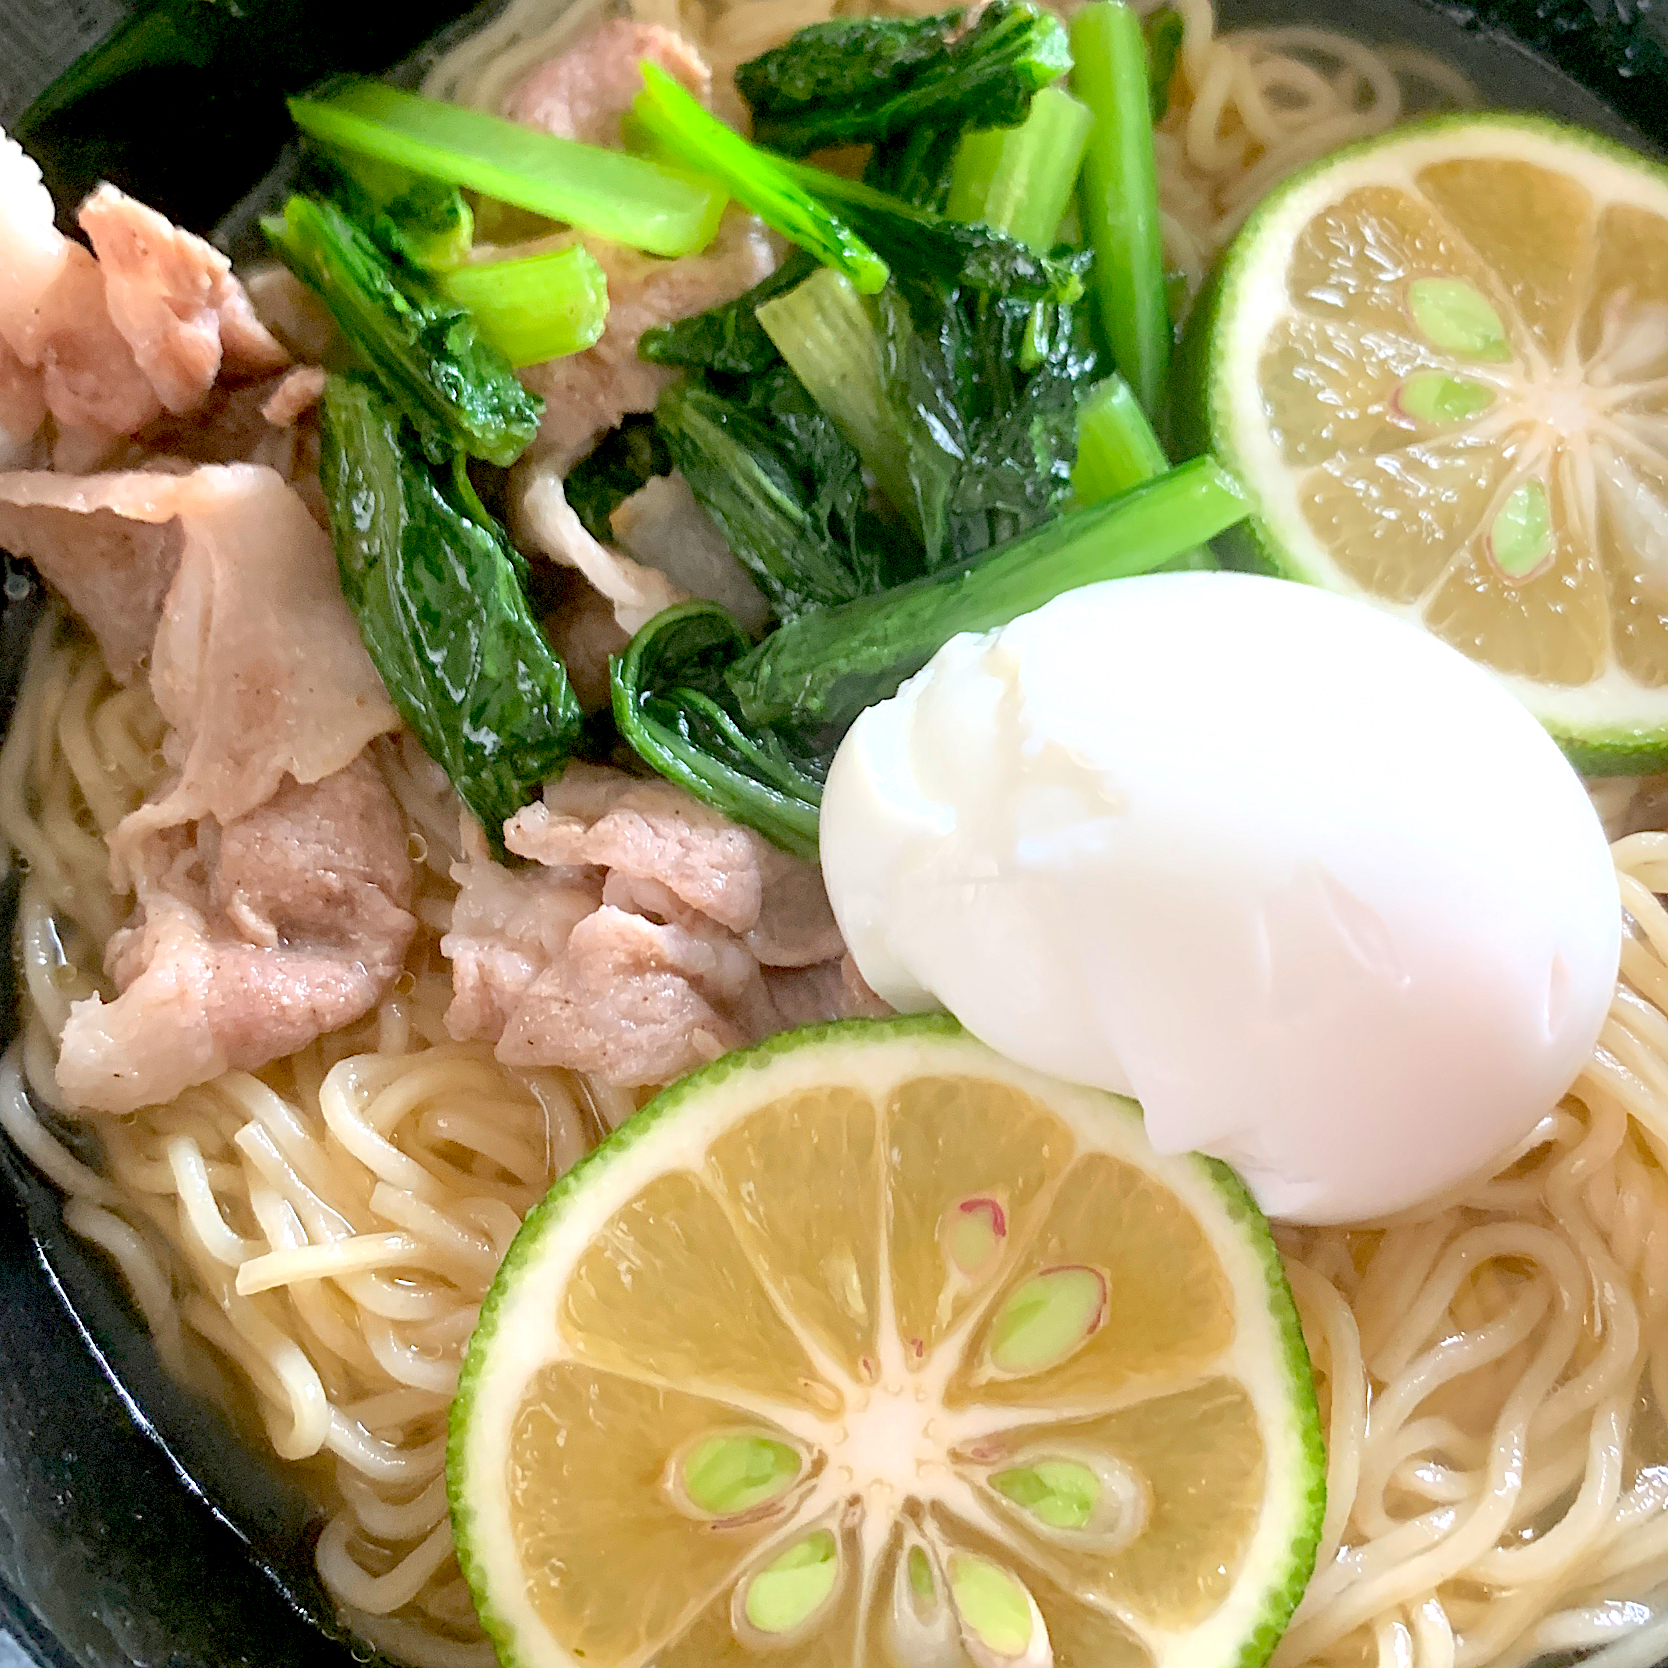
[0, 464, 398, 841]
[515, 466, 685, 633]
[516, 211, 777, 474]
[611, 472, 772, 633]
[442, 766, 859, 1083]
[260, 366, 326, 429]
[0, 131, 291, 455]
[504, 19, 711, 147]
[58, 758, 417, 1114]
[78, 184, 288, 415]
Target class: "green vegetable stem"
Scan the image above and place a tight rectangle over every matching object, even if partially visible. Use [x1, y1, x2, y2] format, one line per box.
[727, 456, 1248, 733]
[1144, 6, 1185, 121]
[947, 83, 1094, 250]
[439, 243, 609, 367]
[318, 375, 583, 845]
[1071, 1, 1171, 419]
[755, 268, 910, 522]
[263, 193, 542, 466]
[1072, 371, 1169, 502]
[289, 78, 727, 258]
[631, 64, 890, 293]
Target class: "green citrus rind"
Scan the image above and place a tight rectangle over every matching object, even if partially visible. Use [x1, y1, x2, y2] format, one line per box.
[448, 1015, 1326, 1668]
[1176, 110, 1668, 776]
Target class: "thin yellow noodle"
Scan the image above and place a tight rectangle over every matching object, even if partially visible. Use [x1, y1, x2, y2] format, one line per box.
[0, 609, 597, 1664]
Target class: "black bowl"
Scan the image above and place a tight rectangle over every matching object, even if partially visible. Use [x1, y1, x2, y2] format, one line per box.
[0, 1, 1663, 1665]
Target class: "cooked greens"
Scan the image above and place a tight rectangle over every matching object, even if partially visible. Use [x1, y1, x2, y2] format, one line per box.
[270, 0, 1214, 857]
[438, 244, 608, 367]
[318, 376, 583, 845]
[289, 77, 727, 258]
[611, 604, 824, 860]
[631, 63, 890, 293]
[737, 0, 1071, 157]
[263, 193, 542, 466]
[946, 84, 1094, 248]
[655, 367, 904, 618]
[563, 416, 673, 545]
[726, 456, 1249, 732]
[302, 145, 473, 270]
[640, 251, 817, 375]
[1073, 371, 1170, 502]
[1144, 6, 1185, 120]
[1071, 1, 1172, 417]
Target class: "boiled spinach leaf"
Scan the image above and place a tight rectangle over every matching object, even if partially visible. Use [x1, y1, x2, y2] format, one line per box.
[611, 603, 825, 859]
[265, 193, 542, 467]
[737, 0, 1071, 157]
[318, 375, 582, 846]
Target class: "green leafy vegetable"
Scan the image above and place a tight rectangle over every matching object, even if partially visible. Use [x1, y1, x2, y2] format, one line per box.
[632, 63, 890, 293]
[318, 375, 583, 844]
[611, 604, 824, 860]
[639, 250, 816, 375]
[438, 243, 608, 367]
[263, 193, 542, 466]
[289, 77, 727, 258]
[946, 84, 1094, 250]
[736, 0, 1071, 157]
[1144, 6, 1185, 120]
[872, 276, 1099, 568]
[727, 456, 1249, 732]
[302, 144, 473, 269]
[1072, 372, 1169, 502]
[655, 368, 901, 618]
[1071, 1, 1171, 417]
[755, 268, 910, 520]
[865, 123, 964, 210]
[563, 416, 673, 544]
[790, 161, 1085, 304]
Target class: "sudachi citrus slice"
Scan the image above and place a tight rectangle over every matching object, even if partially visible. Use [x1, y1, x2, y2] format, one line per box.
[448, 1016, 1324, 1668]
[1184, 113, 1668, 771]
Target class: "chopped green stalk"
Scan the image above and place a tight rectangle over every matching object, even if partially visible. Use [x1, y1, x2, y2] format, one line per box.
[1072, 373, 1167, 502]
[289, 78, 726, 260]
[946, 85, 1093, 250]
[305, 145, 473, 269]
[1071, 2, 1171, 417]
[788, 159, 1083, 302]
[727, 456, 1247, 730]
[1144, 7, 1185, 121]
[612, 603, 824, 859]
[631, 63, 889, 293]
[737, 0, 1071, 157]
[756, 269, 915, 520]
[263, 194, 541, 466]
[318, 376, 583, 846]
[439, 244, 608, 367]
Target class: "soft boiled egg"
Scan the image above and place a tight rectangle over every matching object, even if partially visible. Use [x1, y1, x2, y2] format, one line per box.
[819, 571, 1622, 1224]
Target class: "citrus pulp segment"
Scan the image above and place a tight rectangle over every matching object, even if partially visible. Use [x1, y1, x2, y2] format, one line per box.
[1187, 113, 1668, 770]
[449, 1017, 1325, 1668]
